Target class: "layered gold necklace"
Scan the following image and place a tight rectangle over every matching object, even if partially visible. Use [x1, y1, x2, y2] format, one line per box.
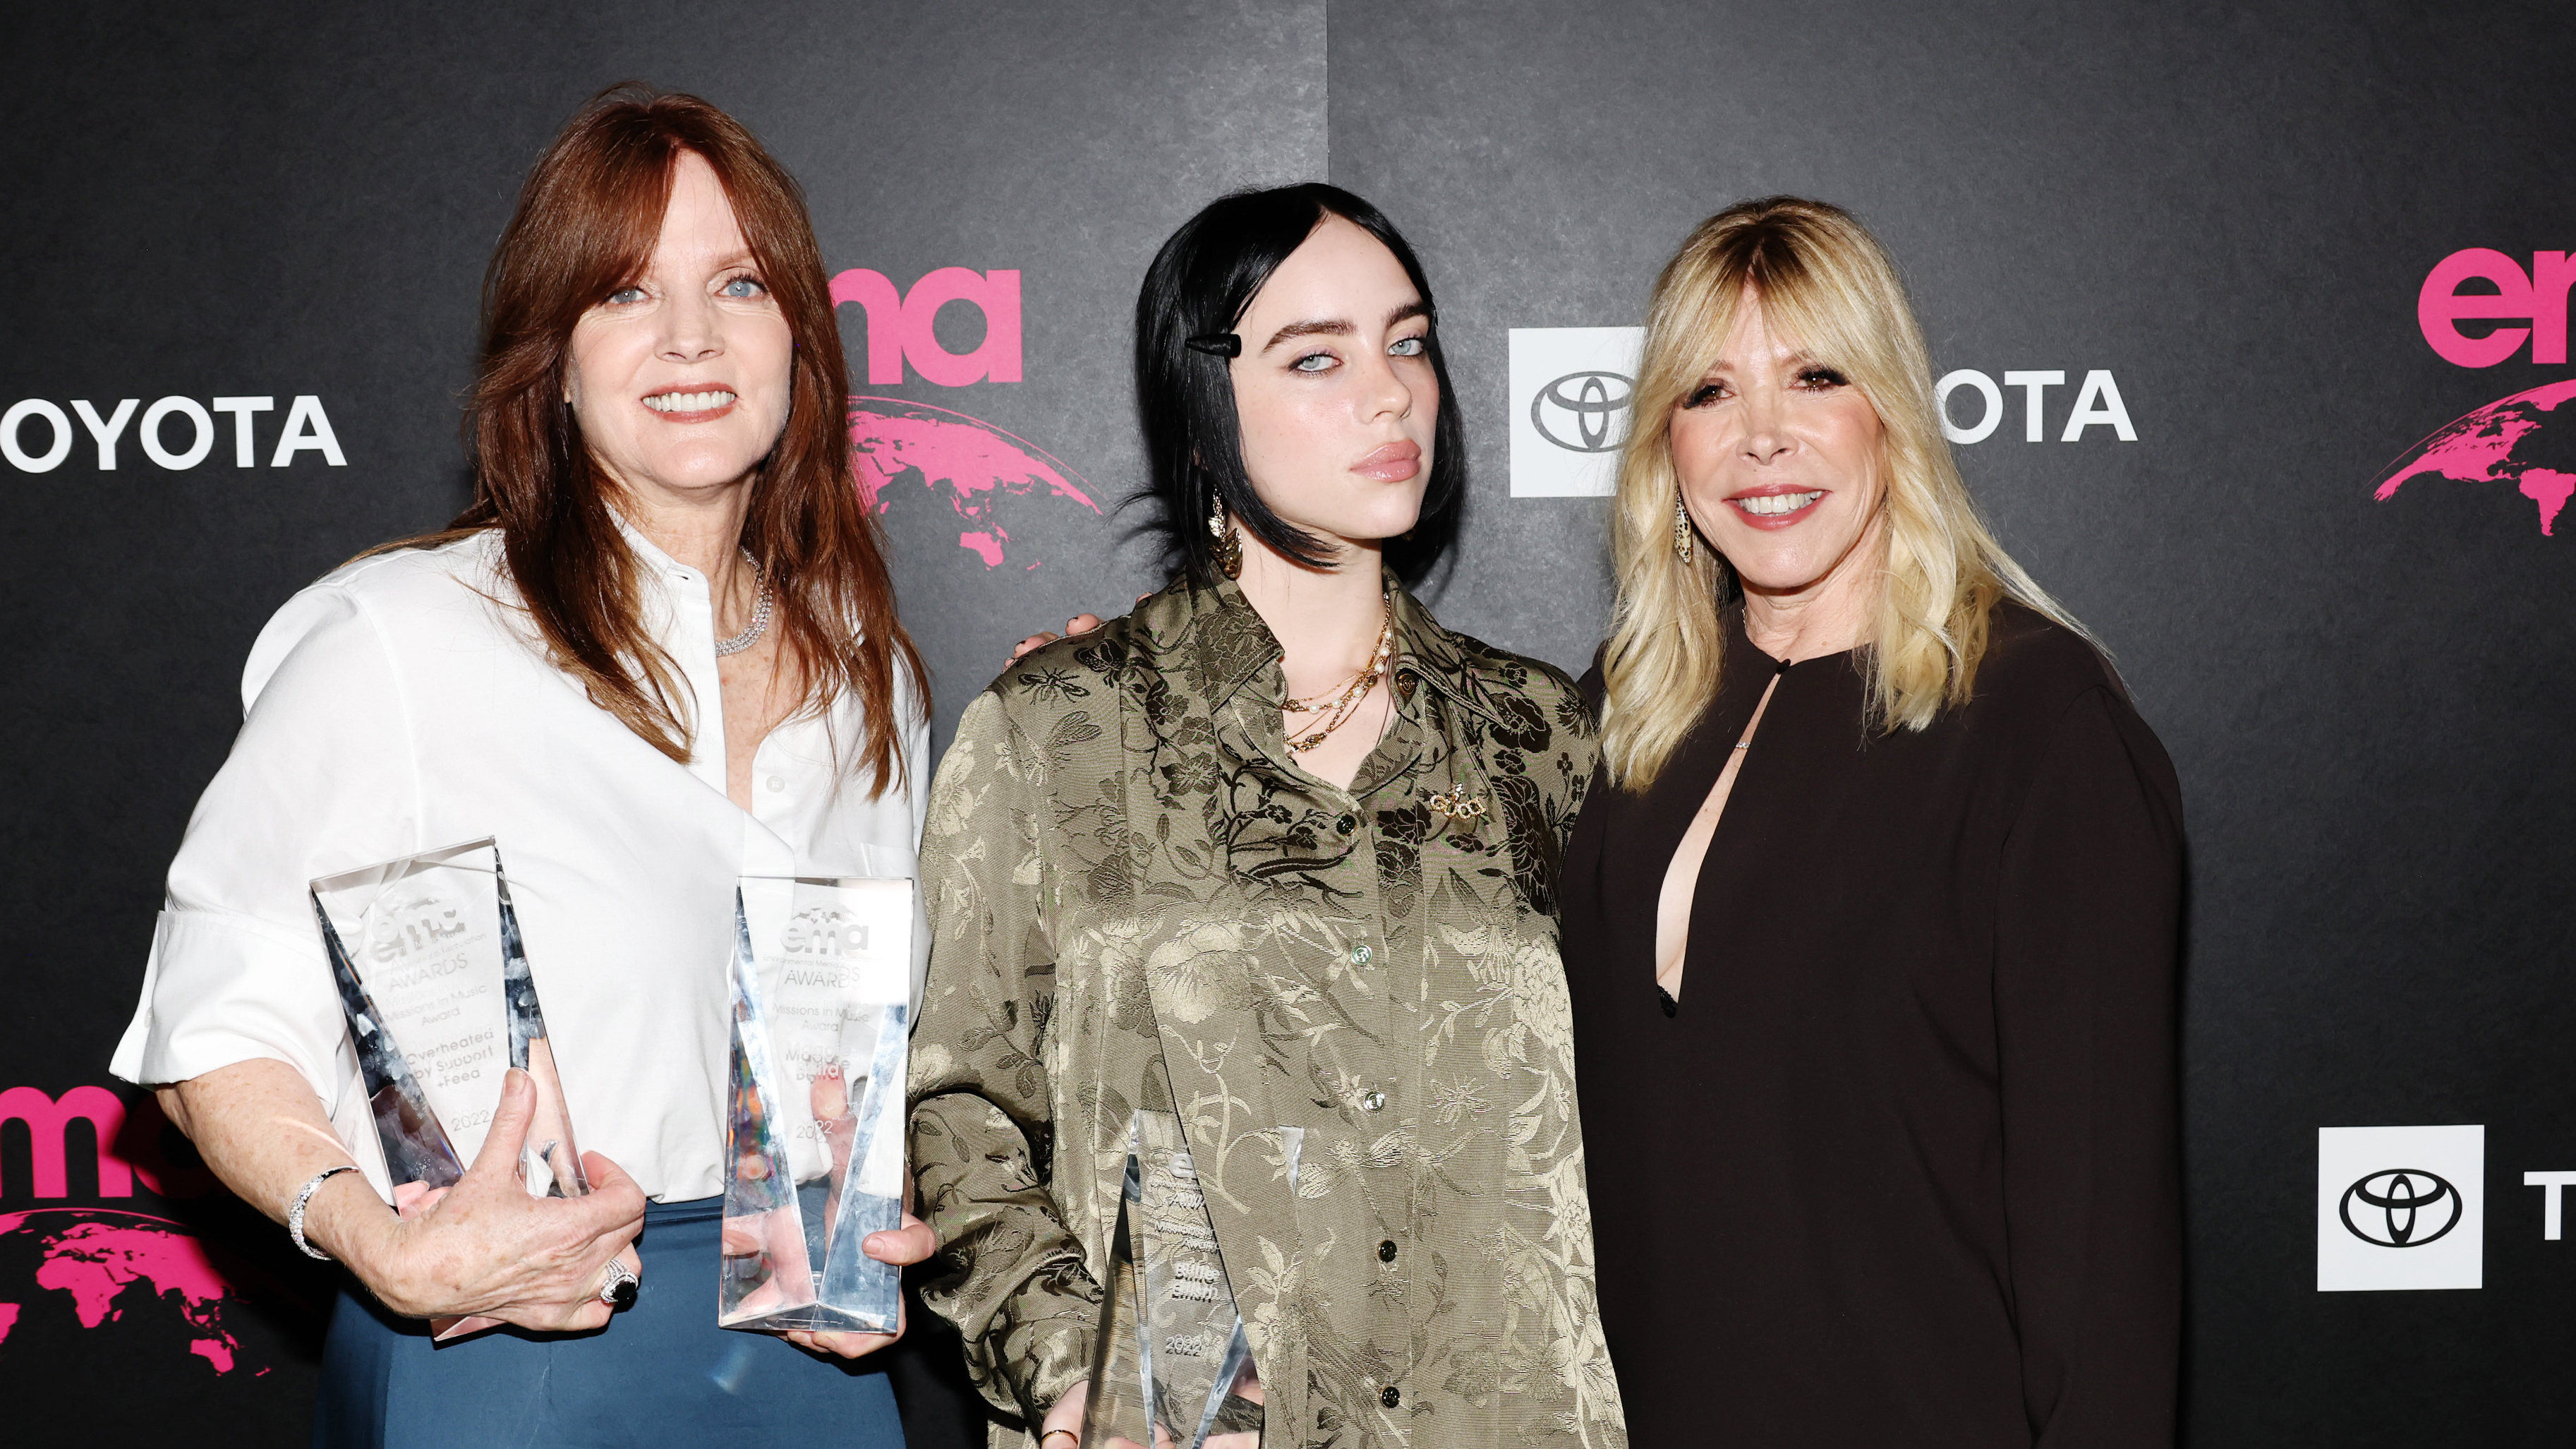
[1283, 588, 1397, 754]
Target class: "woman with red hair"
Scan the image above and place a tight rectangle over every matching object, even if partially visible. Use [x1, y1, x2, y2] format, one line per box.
[109, 85, 934, 1444]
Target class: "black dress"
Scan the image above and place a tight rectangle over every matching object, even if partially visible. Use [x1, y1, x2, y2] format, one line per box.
[1564, 603, 2183, 1448]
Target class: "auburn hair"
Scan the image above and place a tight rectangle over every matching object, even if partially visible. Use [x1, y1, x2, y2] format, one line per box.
[1601, 197, 2085, 790]
[401, 83, 921, 792]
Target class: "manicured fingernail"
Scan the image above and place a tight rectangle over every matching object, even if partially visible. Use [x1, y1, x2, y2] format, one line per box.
[504, 1067, 531, 1096]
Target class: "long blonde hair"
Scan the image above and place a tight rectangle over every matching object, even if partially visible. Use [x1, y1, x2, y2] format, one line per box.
[1600, 197, 2083, 790]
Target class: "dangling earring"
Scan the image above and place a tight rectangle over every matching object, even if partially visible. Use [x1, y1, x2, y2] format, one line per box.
[1672, 492, 1694, 565]
[1210, 504, 1244, 579]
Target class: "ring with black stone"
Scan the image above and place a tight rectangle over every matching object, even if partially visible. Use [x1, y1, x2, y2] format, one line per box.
[596, 1256, 639, 1309]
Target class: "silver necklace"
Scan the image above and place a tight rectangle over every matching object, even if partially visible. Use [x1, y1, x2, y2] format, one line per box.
[713, 548, 775, 657]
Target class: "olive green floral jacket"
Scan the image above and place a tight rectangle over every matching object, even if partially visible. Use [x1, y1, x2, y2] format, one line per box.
[907, 576, 1626, 1449]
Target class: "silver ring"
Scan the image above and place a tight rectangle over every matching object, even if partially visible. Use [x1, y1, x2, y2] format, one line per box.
[597, 1256, 639, 1309]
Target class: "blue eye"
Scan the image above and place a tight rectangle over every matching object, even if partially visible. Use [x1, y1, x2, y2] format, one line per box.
[720, 275, 766, 299]
[1389, 336, 1427, 357]
[1291, 351, 1336, 373]
[607, 285, 647, 305]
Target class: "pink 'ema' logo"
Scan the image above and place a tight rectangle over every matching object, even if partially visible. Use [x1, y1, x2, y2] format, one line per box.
[2375, 248, 2576, 534]
[0, 1209, 259, 1373]
[848, 397, 1101, 568]
[2374, 380, 2576, 536]
[0, 1086, 276, 1378]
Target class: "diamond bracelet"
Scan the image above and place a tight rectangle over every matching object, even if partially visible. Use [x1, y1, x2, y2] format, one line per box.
[288, 1165, 361, 1261]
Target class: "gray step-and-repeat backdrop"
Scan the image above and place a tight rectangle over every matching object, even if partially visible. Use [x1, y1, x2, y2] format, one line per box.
[5, 2, 2568, 1443]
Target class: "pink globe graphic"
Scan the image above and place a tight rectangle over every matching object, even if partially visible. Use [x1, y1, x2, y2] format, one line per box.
[2375, 379, 2576, 535]
[848, 397, 1103, 569]
[0, 1207, 263, 1376]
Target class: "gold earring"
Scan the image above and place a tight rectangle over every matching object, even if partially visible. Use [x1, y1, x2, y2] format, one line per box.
[1672, 493, 1694, 564]
[1210, 504, 1243, 579]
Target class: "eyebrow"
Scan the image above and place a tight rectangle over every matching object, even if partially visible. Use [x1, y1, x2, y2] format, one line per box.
[1259, 299, 1433, 353]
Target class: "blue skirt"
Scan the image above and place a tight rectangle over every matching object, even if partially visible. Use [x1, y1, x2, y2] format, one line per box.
[314, 1196, 905, 1448]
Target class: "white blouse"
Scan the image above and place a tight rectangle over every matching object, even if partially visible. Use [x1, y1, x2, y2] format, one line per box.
[109, 527, 931, 1203]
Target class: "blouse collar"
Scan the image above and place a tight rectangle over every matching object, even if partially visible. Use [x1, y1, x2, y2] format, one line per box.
[1165, 570, 1509, 731]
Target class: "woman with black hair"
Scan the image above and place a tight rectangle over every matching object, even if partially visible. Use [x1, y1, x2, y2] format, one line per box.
[906, 184, 1626, 1449]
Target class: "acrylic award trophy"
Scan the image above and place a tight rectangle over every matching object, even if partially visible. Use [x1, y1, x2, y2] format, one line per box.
[1081, 1112, 1300, 1448]
[309, 837, 591, 1342]
[718, 874, 914, 1334]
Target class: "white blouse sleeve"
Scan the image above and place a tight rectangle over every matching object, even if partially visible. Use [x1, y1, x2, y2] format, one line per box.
[109, 575, 423, 1121]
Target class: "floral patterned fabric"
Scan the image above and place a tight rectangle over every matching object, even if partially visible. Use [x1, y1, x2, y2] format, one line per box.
[907, 574, 1626, 1449]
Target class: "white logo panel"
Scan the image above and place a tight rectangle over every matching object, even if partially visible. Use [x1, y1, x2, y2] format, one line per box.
[1508, 327, 1644, 497]
[2317, 1124, 2483, 1292]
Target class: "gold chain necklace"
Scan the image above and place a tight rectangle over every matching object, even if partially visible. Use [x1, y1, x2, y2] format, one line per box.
[1284, 589, 1396, 754]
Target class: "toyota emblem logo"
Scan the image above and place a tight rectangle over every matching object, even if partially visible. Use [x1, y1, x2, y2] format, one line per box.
[1530, 370, 1634, 454]
[2338, 1168, 2462, 1247]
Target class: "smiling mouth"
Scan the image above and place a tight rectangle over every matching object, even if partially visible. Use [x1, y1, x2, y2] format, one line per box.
[1730, 490, 1823, 518]
[642, 390, 737, 414]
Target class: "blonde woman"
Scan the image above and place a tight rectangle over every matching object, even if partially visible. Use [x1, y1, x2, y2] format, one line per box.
[1560, 198, 2183, 1447]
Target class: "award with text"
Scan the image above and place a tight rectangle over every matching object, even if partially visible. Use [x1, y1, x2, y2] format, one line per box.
[718, 875, 914, 1334]
[309, 837, 591, 1342]
[1082, 1112, 1298, 1448]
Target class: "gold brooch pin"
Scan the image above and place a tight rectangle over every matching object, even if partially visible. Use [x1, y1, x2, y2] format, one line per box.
[1427, 790, 1487, 834]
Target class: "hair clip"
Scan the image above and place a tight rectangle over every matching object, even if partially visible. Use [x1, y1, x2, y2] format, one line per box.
[1185, 333, 1242, 357]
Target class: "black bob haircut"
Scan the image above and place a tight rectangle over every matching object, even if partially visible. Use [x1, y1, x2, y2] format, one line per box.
[1134, 183, 1466, 588]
